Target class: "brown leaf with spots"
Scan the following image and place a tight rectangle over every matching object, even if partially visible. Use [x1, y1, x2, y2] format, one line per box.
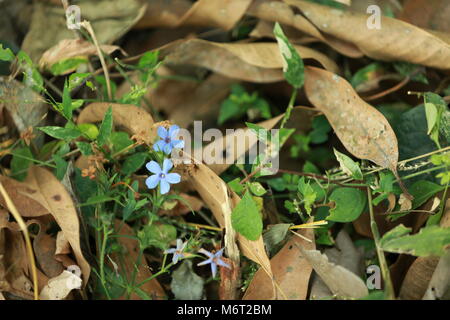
[13, 167, 91, 286]
[77, 103, 156, 144]
[304, 66, 399, 172]
[243, 227, 315, 300]
[285, 0, 450, 70]
[160, 39, 339, 83]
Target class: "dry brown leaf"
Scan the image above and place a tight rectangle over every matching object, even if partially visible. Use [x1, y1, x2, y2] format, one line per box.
[113, 221, 166, 300]
[33, 224, 64, 279]
[0, 77, 47, 144]
[248, 0, 363, 58]
[400, 0, 450, 33]
[243, 227, 315, 300]
[77, 103, 156, 144]
[286, 0, 450, 69]
[19, 167, 91, 285]
[180, 154, 273, 278]
[298, 246, 369, 299]
[136, 0, 251, 30]
[39, 39, 122, 74]
[159, 193, 203, 216]
[304, 66, 399, 172]
[160, 39, 339, 82]
[39, 270, 82, 300]
[423, 249, 450, 300]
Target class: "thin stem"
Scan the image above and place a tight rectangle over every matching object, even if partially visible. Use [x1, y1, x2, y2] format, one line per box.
[367, 187, 395, 300]
[280, 89, 297, 129]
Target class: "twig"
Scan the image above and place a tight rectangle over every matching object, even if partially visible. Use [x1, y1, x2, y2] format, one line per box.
[0, 181, 39, 300]
[80, 21, 112, 100]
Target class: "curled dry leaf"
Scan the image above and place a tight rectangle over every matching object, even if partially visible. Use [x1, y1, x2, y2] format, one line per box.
[423, 249, 450, 300]
[248, 0, 363, 58]
[160, 39, 339, 83]
[77, 103, 156, 144]
[286, 0, 450, 70]
[243, 227, 315, 300]
[298, 246, 369, 299]
[21, 0, 146, 61]
[39, 39, 122, 74]
[400, 0, 450, 33]
[113, 220, 165, 300]
[136, 0, 252, 31]
[179, 152, 272, 278]
[39, 270, 82, 300]
[2, 167, 91, 285]
[304, 66, 399, 172]
[32, 222, 64, 278]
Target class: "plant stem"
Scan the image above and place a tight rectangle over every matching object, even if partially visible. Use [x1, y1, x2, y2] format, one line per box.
[367, 187, 395, 300]
[280, 89, 297, 129]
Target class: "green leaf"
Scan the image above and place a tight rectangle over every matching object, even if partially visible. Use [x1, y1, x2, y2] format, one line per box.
[0, 44, 14, 62]
[423, 92, 446, 148]
[62, 80, 72, 120]
[309, 115, 332, 144]
[38, 126, 82, 141]
[409, 180, 444, 209]
[77, 123, 99, 141]
[350, 62, 385, 89]
[111, 131, 134, 154]
[52, 154, 68, 180]
[50, 57, 88, 76]
[11, 147, 33, 181]
[138, 223, 177, 251]
[249, 182, 266, 196]
[231, 191, 263, 241]
[228, 178, 244, 194]
[424, 102, 438, 135]
[171, 260, 204, 300]
[333, 148, 363, 180]
[75, 142, 93, 156]
[273, 23, 304, 89]
[97, 106, 113, 146]
[68, 73, 91, 91]
[121, 152, 147, 175]
[380, 224, 450, 257]
[327, 188, 367, 222]
[298, 177, 317, 216]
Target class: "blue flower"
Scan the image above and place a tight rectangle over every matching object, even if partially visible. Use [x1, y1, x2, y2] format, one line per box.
[197, 248, 231, 278]
[153, 125, 184, 154]
[164, 239, 187, 264]
[145, 159, 181, 194]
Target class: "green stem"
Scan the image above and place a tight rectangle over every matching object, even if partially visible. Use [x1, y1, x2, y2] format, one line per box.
[367, 187, 395, 300]
[280, 89, 297, 129]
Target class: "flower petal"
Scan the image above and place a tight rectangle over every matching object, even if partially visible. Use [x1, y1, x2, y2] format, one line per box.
[145, 175, 160, 189]
[162, 158, 173, 173]
[146, 161, 161, 174]
[176, 239, 183, 249]
[214, 248, 225, 258]
[210, 262, 218, 278]
[153, 140, 167, 153]
[198, 248, 214, 258]
[160, 179, 170, 194]
[171, 139, 184, 149]
[216, 259, 231, 269]
[157, 126, 168, 139]
[197, 258, 213, 266]
[165, 173, 181, 184]
[172, 254, 180, 265]
[163, 143, 172, 154]
[164, 248, 176, 254]
[168, 125, 180, 138]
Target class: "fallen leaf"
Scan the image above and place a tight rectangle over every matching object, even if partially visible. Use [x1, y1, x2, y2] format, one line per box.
[400, 0, 450, 33]
[113, 220, 166, 300]
[39, 270, 82, 300]
[298, 245, 369, 299]
[77, 103, 156, 144]
[243, 227, 315, 300]
[39, 39, 122, 74]
[160, 39, 339, 83]
[21, 0, 146, 61]
[423, 249, 450, 300]
[286, 0, 450, 70]
[170, 260, 204, 300]
[304, 66, 399, 172]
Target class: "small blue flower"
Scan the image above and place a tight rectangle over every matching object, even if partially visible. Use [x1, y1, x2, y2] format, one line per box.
[197, 248, 231, 278]
[164, 239, 187, 264]
[153, 125, 184, 154]
[145, 159, 181, 194]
